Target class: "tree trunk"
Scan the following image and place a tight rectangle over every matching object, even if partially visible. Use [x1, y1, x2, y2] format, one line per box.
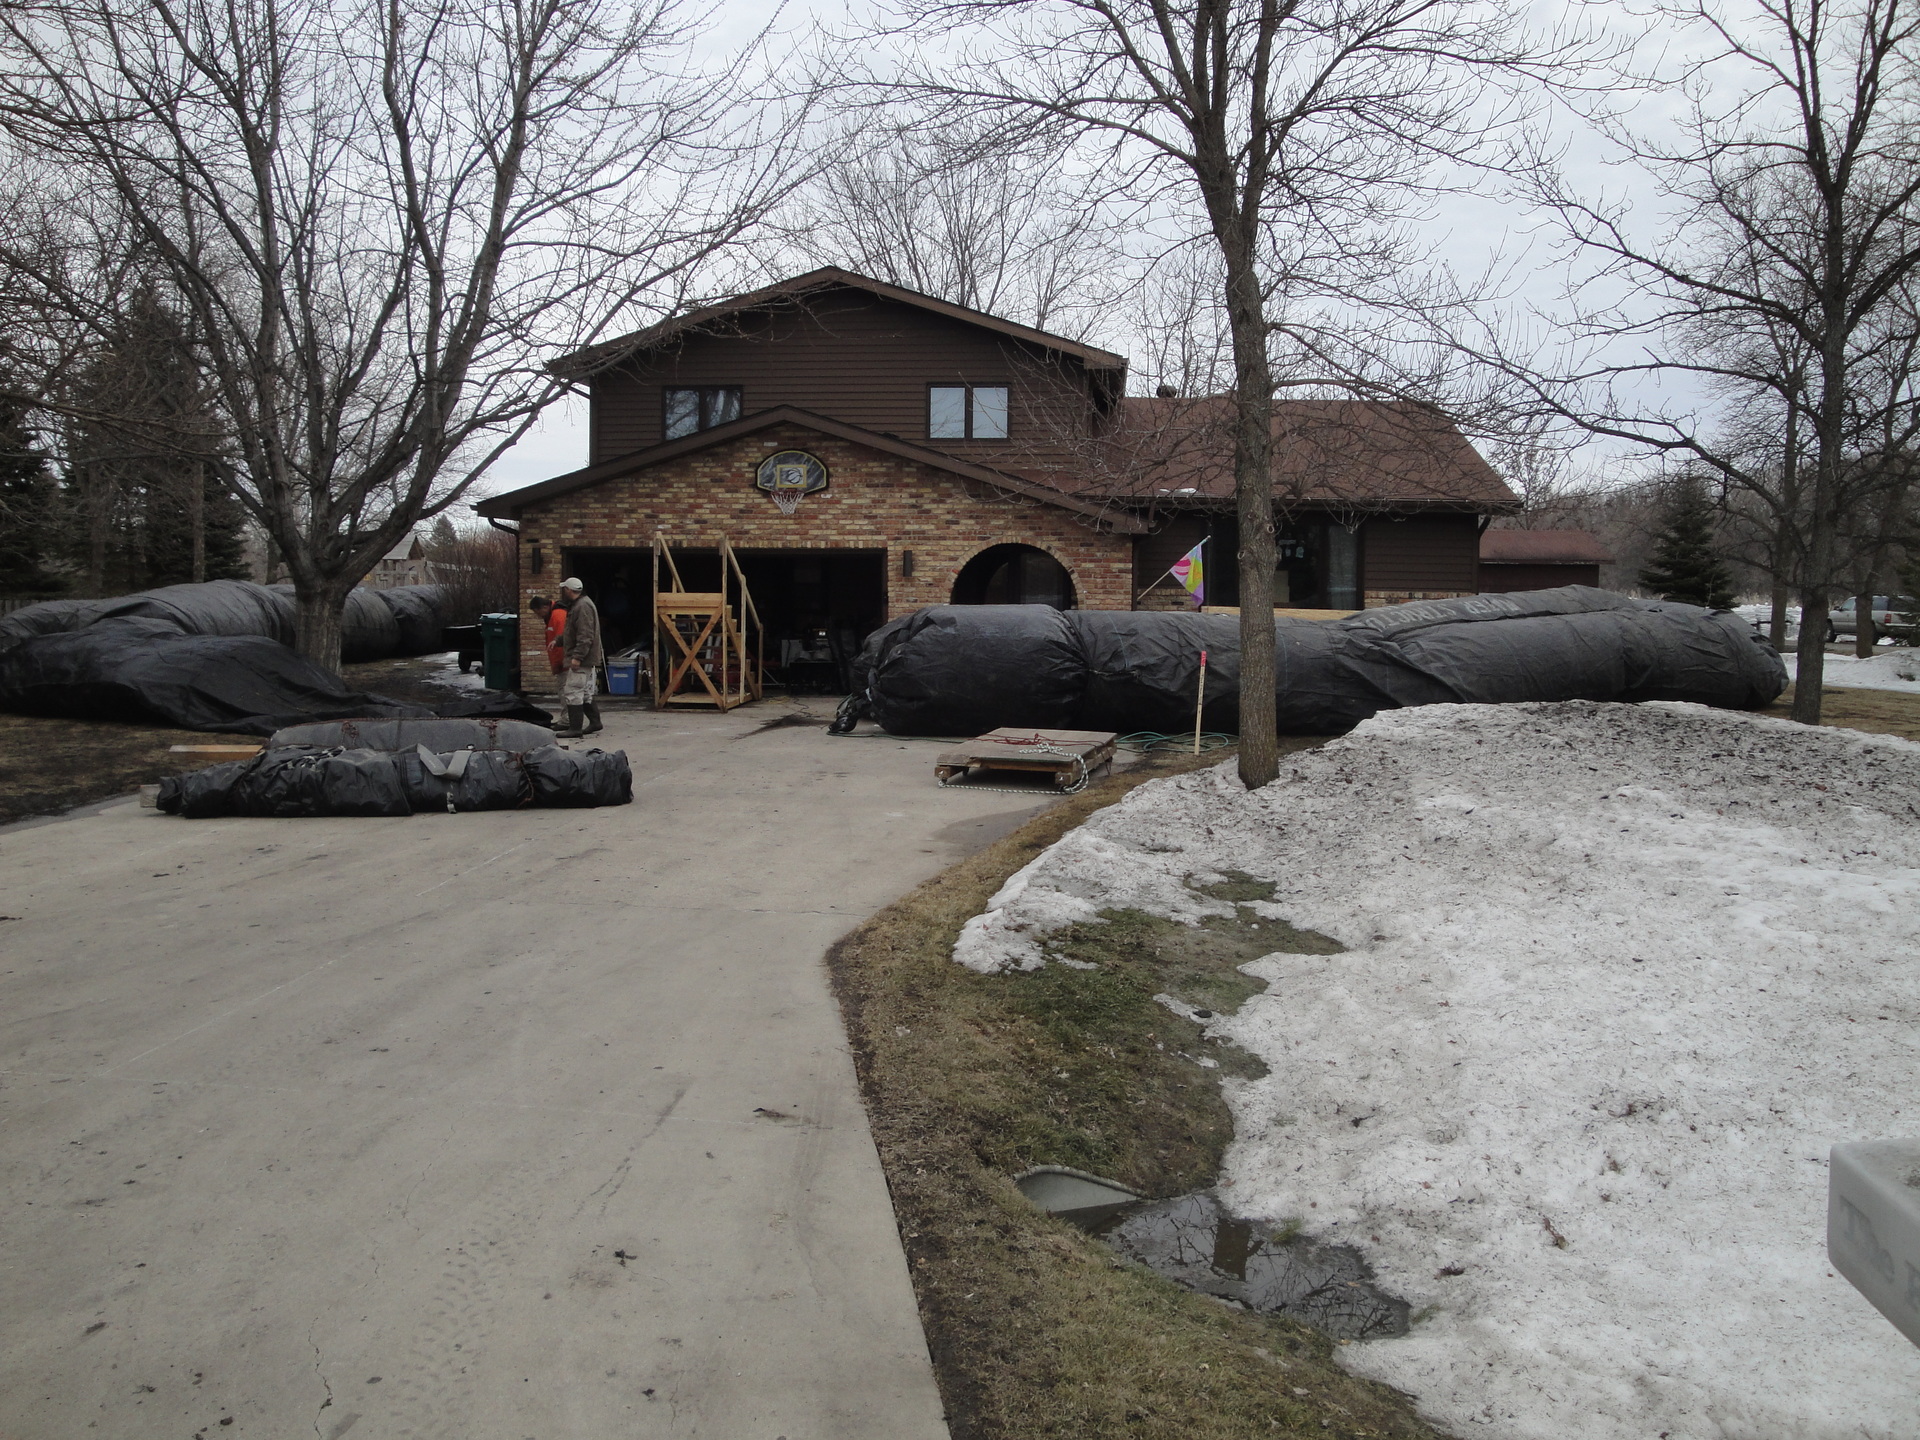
[1223, 256, 1278, 789]
[1792, 587, 1827, 721]
[1768, 578, 1790, 650]
[190, 461, 206, 584]
[293, 582, 350, 673]
[86, 468, 110, 597]
[1854, 572, 1877, 657]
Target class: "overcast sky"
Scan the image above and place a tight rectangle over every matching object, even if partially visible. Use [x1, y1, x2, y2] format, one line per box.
[473, 0, 1754, 507]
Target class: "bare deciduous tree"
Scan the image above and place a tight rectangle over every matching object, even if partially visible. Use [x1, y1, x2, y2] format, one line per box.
[1527, 0, 1920, 721]
[782, 120, 1122, 338]
[856, 0, 1549, 786]
[0, 0, 802, 668]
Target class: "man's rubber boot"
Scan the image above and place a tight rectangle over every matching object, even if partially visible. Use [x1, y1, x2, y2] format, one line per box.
[582, 702, 604, 736]
[558, 705, 585, 739]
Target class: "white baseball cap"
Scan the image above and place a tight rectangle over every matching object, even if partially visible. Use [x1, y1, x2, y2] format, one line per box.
[560, 576, 584, 591]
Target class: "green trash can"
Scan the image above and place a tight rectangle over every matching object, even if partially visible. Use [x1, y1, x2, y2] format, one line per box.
[478, 613, 521, 693]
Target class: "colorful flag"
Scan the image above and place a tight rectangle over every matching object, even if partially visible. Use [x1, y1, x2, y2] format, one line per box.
[1170, 541, 1205, 606]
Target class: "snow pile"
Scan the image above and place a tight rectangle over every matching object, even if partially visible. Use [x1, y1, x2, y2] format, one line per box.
[1732, 602, 1798, 638]
[1786, 648, 1920, 694]
[958, 702, 1920, 1440]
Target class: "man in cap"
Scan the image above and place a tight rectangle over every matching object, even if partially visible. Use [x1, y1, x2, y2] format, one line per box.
[556, 577, 603, 738]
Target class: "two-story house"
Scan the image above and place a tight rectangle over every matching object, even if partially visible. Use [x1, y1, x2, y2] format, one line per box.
[475, 266, 1518, 690]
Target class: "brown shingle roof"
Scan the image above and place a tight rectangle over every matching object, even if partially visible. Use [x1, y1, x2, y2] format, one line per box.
[1479, 529, 1614, 564]
[1078, 397, 1519, 512]
[473, 405, 1146, 532]
[550, 266, 1129, 379]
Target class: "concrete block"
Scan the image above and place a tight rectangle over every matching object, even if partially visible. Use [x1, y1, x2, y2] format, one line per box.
[1829, 1139, 1920, 1347]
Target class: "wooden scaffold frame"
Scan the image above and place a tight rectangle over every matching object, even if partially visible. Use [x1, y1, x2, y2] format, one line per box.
[650, 536, 763, 711]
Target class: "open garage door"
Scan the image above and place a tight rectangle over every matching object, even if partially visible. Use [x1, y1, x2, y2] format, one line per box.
[561, 546, 886, 694]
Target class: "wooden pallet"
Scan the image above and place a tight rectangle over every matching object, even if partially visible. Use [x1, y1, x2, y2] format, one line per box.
[934, 728, 1118, 789]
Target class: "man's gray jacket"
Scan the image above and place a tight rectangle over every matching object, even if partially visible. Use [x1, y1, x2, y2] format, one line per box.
[561, 595, 603, 668]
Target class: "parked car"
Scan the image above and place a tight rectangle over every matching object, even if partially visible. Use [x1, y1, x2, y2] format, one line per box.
[1827, 595, 1918, 644]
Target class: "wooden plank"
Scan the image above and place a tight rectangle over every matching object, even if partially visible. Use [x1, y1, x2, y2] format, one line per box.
[1200, 606, 1360, 619]
[936, 728, 1117, 786]
[168, 745, 262, 758]
[979, 727, 1117, 744]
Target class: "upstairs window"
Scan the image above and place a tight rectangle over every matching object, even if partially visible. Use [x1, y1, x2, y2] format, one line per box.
[664, 386, 742, 439]
[928, 384, 1010, 440]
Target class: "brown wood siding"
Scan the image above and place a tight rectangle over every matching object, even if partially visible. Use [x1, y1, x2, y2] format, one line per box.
[1133, 515, 1209, 592]
[1132, 515, 1239, 607]
[589, 290, 1097, 479]
[1479, 562, 1601, 593]
[1360, 515, 1481, 593]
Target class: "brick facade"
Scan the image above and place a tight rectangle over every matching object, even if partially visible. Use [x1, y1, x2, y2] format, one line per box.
[1363, 588, 1474, 609]
[513, 423, 1133, 688]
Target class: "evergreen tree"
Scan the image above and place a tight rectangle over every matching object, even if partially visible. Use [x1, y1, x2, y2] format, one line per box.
[0, 408, 68, 593]
[64, 290, 236, 592]
[1640, 478, 1736, 609]
[139, 464, 250, 585]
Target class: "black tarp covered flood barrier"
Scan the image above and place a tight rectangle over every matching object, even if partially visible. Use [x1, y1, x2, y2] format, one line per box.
[848, 587, 1788, 737]
[156, 742, 632, 817]
[0, 579, 456, 663]
[0, 580, 549, 733]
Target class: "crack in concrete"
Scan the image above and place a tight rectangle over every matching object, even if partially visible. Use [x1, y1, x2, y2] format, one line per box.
[309, 1330, 333, 1439]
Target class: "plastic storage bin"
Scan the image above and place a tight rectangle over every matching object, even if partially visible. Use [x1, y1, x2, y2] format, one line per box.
[604, 659, 639, 696]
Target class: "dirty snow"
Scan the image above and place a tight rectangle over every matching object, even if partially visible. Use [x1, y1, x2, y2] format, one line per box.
[957, 701, 1920, 1440]
[1785, 648, 1920, 694]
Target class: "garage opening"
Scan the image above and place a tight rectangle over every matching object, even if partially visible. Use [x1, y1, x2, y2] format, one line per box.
[951, 543, 1076, 609]
[560, 546, 886, 693]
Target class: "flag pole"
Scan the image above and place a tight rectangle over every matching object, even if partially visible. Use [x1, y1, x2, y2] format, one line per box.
[1192, 648, 1208, 755]
[1132, 536, 1207, 605]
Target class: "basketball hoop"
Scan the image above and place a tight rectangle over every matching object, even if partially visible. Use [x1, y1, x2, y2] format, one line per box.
[755, 450, 828, 514]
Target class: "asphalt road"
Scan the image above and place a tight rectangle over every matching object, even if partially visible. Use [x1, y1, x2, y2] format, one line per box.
[0, 700, 1059, 1439]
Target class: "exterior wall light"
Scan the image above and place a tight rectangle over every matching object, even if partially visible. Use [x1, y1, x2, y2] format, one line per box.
[901, 549, 915, 578]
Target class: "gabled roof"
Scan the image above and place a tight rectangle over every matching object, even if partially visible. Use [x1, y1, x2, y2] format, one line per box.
[549, 266, 1129, 379]
[381, 535, 424, 562]
[1081, 397, 1520, 512]
[1479, 529, 1614, 564]
[473, 405, 1147, 532]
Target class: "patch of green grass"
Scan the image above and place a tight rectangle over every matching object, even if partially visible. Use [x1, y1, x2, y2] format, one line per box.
[827, 742, 1445, 1440]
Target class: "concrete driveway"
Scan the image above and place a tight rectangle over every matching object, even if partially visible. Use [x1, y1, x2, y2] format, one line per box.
[0, 700, 1060, 1439]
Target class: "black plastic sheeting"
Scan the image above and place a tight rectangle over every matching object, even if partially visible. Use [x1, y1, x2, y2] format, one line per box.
[851, 587, 1788, 737]
[0, 620, 548, 735]
[0, 580, 452, 660]
[156, 743, 632, 818]
[268, 716, 555, 752]
[0, 579, 552, 733]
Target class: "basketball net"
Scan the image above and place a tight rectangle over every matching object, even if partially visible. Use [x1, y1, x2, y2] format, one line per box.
[770, 487, 804, 516]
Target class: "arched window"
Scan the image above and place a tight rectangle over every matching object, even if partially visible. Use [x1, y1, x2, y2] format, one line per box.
[950, 544, 1076, 609]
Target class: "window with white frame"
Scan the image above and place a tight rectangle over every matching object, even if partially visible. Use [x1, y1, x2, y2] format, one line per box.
[663, 386, 743, 440]
[928, 384, 1010, 440]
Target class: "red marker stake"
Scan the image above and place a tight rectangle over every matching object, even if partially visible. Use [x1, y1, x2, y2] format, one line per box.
[1193, 648, 1209, 755]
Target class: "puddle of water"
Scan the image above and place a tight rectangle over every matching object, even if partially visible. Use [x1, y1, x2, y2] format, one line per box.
[1014, 1166, 1144, 1229]
[1090, 1191, 1409, 1340]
